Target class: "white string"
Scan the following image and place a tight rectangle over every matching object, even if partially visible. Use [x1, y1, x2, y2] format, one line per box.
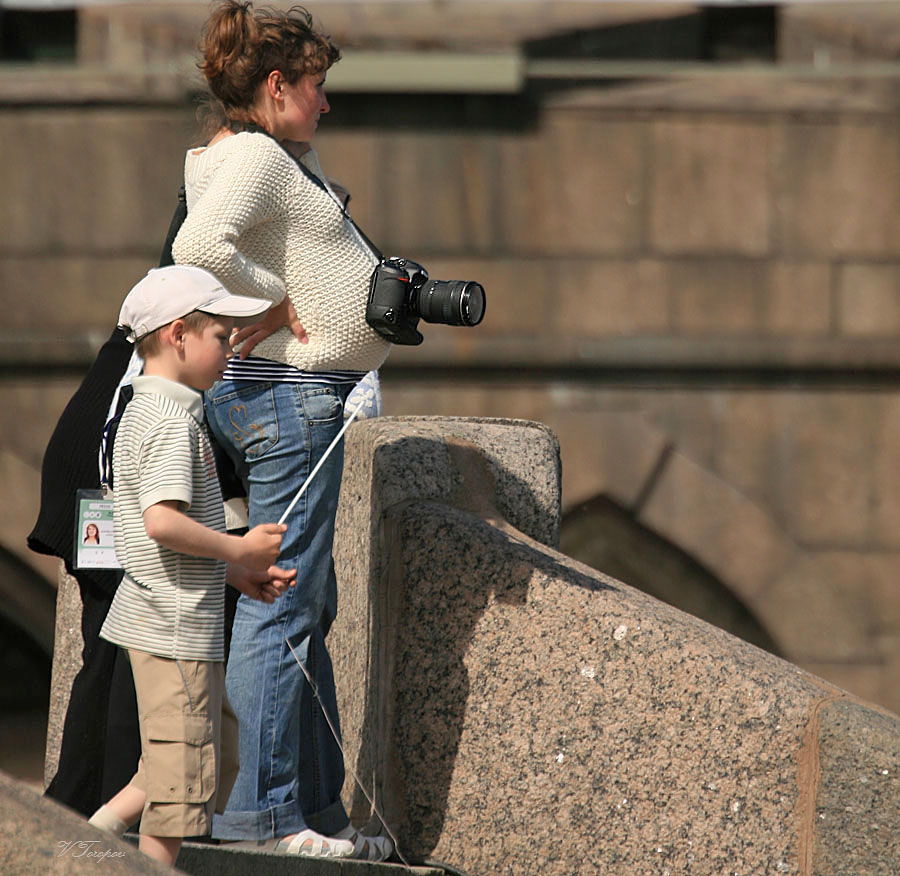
[281, 631, 411, 869]
[275, 396, 412, 867]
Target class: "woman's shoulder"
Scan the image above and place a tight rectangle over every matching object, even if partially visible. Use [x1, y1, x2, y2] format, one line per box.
[187, 131, 292, 168]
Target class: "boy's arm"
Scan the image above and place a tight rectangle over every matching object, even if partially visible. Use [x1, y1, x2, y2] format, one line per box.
[143, 500, 284, 570]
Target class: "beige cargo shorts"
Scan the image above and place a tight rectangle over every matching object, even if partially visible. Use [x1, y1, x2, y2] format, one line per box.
[127, 649, 239, 837]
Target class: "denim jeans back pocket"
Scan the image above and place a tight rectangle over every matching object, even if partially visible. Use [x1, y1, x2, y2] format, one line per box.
[208, 383, 280, 459]
[300, 385, 344, 424]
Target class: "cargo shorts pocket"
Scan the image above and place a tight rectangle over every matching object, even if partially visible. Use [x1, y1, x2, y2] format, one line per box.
[144, 713, 215, 804]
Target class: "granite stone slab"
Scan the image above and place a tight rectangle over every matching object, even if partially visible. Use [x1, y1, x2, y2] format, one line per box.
[0, 770, 177, 875]
[329, 417, 900, 875]
[35, 415, 900, 875]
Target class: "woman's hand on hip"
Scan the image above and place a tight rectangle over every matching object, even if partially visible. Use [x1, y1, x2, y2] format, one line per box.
[231, 297, 309, 359]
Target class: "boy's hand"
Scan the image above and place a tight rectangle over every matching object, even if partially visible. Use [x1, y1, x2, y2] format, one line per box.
[238, 523, 287, 570]
[227, 563, 296, 603]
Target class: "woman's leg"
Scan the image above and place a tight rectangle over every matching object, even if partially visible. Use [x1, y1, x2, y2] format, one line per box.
[205, 380, 349, 841]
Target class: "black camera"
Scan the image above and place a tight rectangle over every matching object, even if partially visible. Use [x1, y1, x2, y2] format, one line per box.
[366, 257, 486, 345]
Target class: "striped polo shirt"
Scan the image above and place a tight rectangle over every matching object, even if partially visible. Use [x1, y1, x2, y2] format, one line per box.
[100, 375, 226, 661]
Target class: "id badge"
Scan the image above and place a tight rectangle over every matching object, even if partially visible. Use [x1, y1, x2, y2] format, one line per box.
[74, 488, 121, 570]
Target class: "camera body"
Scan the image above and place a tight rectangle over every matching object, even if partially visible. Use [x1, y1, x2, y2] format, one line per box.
[366, 257, 485, 346]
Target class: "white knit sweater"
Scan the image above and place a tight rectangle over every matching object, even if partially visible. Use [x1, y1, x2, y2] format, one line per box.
[172, 132, 390, 373]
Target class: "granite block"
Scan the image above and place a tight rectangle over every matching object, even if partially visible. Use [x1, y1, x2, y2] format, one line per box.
[331, 417, 562, 835]
[38, 415, 900, 875]
[329, 416, 900, 874]
[44, 564, 85, 788]
[0, 770, 176, 875]
[813, 699, 900, 875]
[346, 495, 869, 874]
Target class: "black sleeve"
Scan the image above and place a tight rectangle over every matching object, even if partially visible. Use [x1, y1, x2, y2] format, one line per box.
[28, 327, 133, 574]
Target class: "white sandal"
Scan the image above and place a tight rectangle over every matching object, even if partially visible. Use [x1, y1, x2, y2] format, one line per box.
[273, 829, 355, 858]
[333, 825, 393, 862]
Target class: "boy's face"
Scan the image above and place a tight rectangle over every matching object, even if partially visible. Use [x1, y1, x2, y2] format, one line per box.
[181, 317, 234, 391]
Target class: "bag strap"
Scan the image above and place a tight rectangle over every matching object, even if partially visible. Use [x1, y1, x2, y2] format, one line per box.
[158, 184, 187, 268]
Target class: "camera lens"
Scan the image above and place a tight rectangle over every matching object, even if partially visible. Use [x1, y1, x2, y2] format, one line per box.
[418, 280, 486, 327]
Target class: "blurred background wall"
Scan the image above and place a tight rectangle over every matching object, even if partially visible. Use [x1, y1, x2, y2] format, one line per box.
[0, 0, 898, 785]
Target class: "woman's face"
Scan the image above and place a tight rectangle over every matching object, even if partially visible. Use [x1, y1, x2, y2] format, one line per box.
[274, 71, 330, 143]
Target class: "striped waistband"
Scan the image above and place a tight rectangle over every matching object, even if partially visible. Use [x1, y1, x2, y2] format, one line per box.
[223, 356, 366, 385]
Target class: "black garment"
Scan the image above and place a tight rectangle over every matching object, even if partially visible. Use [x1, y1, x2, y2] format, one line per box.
[28, 326, 132, 588]
[28, 326, 141, 815]
[43, 577, 140, 815]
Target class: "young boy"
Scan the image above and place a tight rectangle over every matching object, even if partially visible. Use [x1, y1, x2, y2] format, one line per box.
[87, 265, 295, 866]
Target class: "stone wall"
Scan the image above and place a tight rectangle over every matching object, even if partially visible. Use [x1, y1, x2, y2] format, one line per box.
[36, 414, 900, 874]
[2, 58, 900, 734]
[326, 416, 900, 875]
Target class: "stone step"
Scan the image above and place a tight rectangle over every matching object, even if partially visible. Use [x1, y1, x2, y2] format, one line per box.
[174, 840, 444, 876]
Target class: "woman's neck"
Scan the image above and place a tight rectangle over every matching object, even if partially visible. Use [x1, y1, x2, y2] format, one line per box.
[207, 128, 235, 148]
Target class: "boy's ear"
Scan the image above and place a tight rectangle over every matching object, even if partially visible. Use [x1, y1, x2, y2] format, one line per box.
[158, 319, 186, 349]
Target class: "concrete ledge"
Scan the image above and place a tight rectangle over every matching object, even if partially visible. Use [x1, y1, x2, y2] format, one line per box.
[175, 841, 441, 876]
[33, 416, 900, 874]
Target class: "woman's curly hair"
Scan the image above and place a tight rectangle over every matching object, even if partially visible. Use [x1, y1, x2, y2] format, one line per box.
[198, 1, 340, 130]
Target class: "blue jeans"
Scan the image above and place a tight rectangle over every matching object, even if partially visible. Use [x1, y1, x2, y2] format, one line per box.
[205, 380, 352, 840]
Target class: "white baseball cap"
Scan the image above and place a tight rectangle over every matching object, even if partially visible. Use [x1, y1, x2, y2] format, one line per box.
[118, 265, 272, 342]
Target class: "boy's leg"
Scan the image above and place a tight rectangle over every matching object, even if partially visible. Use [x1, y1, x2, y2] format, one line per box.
[90, 782, 145, 835]
[88, 650, 146, 836]
[139, 836, 182, 867]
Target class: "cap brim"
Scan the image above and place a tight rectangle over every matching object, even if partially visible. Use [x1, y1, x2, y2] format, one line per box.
[199, 295, 272, 319]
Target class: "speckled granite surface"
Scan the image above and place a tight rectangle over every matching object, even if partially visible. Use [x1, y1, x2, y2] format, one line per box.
[34, 416, 900, 874]
[330, 416, 900, 875]
[0, 770, 175, 875]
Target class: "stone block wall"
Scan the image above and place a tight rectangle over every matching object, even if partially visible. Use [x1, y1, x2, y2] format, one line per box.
[2, 62, 900, 738]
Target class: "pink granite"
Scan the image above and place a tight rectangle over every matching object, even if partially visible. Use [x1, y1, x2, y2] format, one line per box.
[331, 416, 900, 875]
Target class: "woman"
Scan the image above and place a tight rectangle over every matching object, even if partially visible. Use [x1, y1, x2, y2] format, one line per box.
[171, 0, 391, 861]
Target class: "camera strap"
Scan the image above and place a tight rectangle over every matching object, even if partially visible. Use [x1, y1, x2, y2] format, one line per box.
[236, 123, 386, 264]
[288, 149, 385, 263]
